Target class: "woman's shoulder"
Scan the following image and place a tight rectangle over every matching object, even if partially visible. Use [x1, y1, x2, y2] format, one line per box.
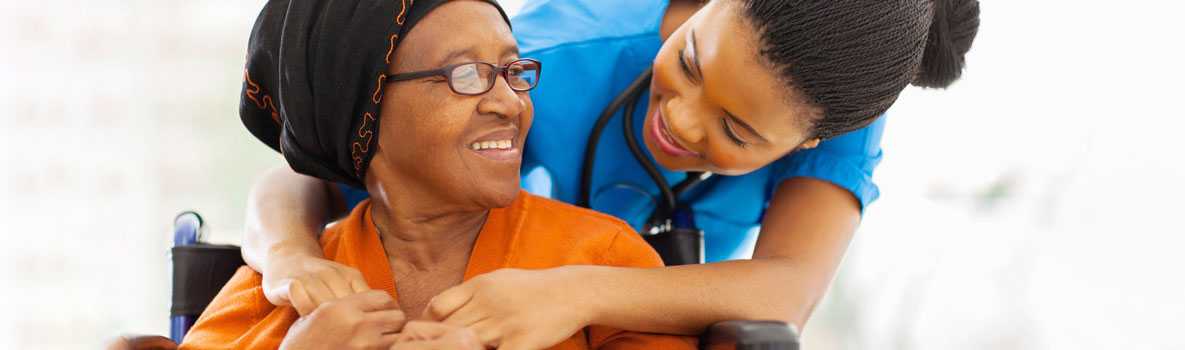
[516, 192, 633, 234]
[508, 192, 664, 267]
[513, 0, 668, 54]
[318, 199, 373, 255]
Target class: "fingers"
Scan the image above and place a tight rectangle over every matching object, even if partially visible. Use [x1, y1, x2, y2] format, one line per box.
[344, 268, 371, 294]
[109, 336, 178, 350]
[265, 257, 370, 308]
[437, 301, 488, 333]
[389, 338, 469, 350]
[264, 278, 294, 306]
[394, 325, 482, 350]
[440, 327, 482, 350]
[424, 283, 474, 321]
[351, 290, 399, 311]
[299, 276, 335, 308]
[378, 333, 401, 348]
[289, 280, 316, 316]
[366, 309, 409, 334]
[395, 320, 459, 344]
[319, 269, 355, 300]
[399, 321, 456, 341]
[467, 317, 504, 348]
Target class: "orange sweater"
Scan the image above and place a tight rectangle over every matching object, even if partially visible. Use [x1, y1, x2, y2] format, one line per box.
[180, 191, 695, 349]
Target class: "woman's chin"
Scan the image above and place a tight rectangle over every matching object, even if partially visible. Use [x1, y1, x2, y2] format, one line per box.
[472, 181, 521, 209]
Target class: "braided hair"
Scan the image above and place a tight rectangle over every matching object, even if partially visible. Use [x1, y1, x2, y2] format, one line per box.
[737, 0, 981, 140]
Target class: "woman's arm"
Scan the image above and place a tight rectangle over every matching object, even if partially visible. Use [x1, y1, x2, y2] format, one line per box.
[582, 177, 860, 333]
[426, 177, 860, 344]
[243, 165, 367, 314]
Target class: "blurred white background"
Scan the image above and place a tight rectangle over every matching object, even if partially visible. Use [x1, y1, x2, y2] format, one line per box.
[2, 0, 1183, 349]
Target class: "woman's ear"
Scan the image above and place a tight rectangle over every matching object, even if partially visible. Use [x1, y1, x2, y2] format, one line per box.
[799, 138, 822, 150]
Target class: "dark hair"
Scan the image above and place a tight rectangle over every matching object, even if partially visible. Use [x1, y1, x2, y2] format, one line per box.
[738, 0, 980, 139]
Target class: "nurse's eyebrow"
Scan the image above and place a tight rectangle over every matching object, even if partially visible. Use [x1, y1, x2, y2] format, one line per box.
[725, 110, 770, 144]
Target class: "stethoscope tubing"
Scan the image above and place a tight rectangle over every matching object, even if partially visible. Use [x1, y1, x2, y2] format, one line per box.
[581, 69, 716, 232]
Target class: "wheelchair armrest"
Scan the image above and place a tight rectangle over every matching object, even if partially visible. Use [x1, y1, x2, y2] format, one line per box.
[699, 320, 799, 350]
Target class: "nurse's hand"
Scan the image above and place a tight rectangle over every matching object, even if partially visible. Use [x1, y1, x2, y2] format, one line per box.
[424, 267, 593, 349]
[280, 290, 407, 350]
[389, 321, 483, 350]
[264, 253, 371, 316]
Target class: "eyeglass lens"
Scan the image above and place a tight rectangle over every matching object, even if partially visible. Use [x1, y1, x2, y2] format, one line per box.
[448, 60, 540, 95]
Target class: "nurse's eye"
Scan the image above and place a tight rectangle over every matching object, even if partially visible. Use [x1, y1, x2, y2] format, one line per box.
[721, 117, 748, 148]
[678, 48, 698, 84]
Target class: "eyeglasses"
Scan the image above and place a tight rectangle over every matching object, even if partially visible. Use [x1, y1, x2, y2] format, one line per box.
[386, 58, 542, 96]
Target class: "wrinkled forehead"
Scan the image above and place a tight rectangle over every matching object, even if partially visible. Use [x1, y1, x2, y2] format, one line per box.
[394, 1, 517, 70]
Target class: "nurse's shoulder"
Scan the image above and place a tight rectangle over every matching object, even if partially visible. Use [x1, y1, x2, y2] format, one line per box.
[513, 0, 669, 54]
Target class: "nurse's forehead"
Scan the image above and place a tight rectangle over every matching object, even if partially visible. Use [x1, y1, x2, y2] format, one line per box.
[696, 5, 800, 140]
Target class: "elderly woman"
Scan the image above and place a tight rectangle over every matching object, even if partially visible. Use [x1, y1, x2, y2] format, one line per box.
[178, 1, 695, 349]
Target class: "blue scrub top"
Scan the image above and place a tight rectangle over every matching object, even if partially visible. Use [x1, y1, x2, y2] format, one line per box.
[343, 0, 886, 262]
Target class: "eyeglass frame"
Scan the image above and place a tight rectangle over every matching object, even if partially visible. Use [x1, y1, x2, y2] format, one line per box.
[385, 58, 542, 96]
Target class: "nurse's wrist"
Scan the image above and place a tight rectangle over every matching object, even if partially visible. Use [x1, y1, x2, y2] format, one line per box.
[561, 265, 617, 327]
[267, 237, 326, 263]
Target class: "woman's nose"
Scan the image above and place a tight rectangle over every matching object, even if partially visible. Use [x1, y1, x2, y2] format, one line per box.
[478, 76, 524, 120]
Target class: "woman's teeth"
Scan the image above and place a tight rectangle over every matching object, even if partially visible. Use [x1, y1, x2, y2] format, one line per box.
[470, 140, 513, 151]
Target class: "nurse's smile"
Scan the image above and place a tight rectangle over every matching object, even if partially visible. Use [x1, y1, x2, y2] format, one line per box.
[650, 106, 701, 158]
[642, 0, 820, 176]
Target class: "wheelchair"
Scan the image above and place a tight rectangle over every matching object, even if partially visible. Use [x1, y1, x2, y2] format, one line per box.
[122, 211, 800, 350]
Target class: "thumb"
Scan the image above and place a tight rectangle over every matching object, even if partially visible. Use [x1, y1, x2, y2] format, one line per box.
[423, 283, 475, 321]
[264, 277, 294, 306]
[289, 280, 317, 316]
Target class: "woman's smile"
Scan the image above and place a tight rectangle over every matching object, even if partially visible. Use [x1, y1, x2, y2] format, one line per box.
[466, 128, 521, 162]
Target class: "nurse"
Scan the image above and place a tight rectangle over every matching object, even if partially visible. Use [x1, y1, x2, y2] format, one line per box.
[241, 0, 980, 348]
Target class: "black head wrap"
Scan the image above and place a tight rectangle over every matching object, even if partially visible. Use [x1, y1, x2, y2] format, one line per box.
[241, 0, 510, 188]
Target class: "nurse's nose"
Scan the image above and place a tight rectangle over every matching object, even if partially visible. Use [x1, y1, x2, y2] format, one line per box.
[665, 99, 707, 146]
[477, 74, 525, 120]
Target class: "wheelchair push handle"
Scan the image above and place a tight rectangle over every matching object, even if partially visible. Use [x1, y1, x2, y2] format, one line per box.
[172, 211, 204, 246]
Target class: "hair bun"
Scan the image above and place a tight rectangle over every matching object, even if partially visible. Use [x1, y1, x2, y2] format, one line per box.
[913, 0, 980, 88]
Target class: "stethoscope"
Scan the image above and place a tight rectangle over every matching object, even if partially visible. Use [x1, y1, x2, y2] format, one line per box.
[577, 69, 714, 264]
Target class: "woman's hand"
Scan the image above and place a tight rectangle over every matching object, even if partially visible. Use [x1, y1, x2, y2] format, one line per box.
[423, 267, 597, 349]
[388, 321, 482, 350]
[263, 252, 371, 316]
[280, 290, 407, 350]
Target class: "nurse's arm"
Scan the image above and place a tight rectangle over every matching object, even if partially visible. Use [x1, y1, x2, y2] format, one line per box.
[582, 177, 860, 333]
[242, 165, 366, 314]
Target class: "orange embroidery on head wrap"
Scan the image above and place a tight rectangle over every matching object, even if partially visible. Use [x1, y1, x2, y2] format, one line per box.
[396, 0, 410, 25]
[351, 112, 377, 175]
[244, 69, 281, 123]
[372, 74, 387, 104]
[385, 34, 399, 64]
